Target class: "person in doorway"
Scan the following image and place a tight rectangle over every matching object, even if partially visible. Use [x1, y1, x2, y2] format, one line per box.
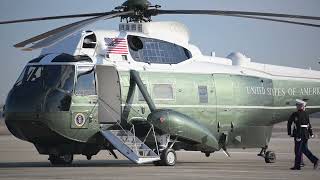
[287, 99, 319, 170]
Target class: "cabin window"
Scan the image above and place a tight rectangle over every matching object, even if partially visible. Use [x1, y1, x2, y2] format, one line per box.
[128, 35, 192, 64]
[153, 84, 174, 100]
[82, 33, 97, 49]
[122, 55, 128, 61]
[75, 67, 96, 96]
[198, 86, 208, 103]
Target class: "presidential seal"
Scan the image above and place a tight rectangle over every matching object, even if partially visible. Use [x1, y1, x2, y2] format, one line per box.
[74, 113, 86, 127]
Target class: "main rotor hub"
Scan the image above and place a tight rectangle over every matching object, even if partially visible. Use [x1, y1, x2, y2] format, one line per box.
[116, 0, 161, 22]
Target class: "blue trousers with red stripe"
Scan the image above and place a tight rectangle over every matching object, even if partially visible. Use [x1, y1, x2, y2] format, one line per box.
[294, 138, 318, 168]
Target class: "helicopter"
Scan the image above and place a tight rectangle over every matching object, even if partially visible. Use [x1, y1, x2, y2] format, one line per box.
[1, 0, 320, 166]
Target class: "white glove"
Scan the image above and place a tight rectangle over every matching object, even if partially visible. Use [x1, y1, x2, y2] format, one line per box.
[311, 135, 315, 138]
[296, 138, 301, 142]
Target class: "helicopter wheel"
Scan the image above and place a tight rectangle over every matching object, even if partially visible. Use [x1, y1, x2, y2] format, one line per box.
[264, 151, 276, 163]
[49, 154, 73, 165]
[154, 148, 176, 166]
[205, 152, 211, 157]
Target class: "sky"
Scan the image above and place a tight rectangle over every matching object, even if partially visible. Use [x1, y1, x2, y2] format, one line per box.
[0, 0, 320, 104]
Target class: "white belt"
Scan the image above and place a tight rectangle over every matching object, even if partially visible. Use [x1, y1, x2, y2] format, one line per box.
[301, 125, 308, 128]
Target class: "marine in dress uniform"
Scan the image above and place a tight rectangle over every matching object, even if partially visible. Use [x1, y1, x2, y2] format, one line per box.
[287, 99, 319, 170]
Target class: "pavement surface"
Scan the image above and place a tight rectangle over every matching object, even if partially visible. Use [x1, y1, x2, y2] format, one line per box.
[0, 119, 8, 136]
[0, 118, 320, 180]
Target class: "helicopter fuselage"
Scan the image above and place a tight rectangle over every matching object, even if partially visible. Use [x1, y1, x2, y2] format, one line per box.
[4, 21, 320, 158]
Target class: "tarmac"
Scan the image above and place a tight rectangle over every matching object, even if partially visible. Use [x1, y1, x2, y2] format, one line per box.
[0, 119, 320, 180]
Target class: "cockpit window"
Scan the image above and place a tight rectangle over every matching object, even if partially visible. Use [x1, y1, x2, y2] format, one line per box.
[12, 65, 75, 112]
[128, 35, 192, 64]
[14, 67, 27, 87]
[14, 65, 75, 93]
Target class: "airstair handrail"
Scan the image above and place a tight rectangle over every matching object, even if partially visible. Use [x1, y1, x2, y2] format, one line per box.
[151, 124, 160, 156]
[99, 95, 160, 156]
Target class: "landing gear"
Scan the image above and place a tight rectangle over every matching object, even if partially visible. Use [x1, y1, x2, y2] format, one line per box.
[203, 151, 214, 157]
[49, 154, 73, 165]
[153, 134, 177, 166]
[163, 149, 176, 166]
[154, 148, 176, 166]
[257, 146, 276, 163]
[264, 151, 276, 163]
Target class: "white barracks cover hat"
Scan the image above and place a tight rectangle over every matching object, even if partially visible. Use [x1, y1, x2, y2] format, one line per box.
[296, 99, 307, 106]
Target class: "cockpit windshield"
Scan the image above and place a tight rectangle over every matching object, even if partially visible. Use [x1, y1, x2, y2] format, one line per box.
[14, 65, 75, 93]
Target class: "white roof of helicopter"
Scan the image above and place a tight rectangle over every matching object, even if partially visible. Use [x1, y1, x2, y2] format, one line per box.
[35, 21, 320, 82]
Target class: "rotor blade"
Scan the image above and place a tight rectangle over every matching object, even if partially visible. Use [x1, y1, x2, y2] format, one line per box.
[16, 11, 133, 50]
[14, 14, 111, 48]
[0, 12, 109, 25]
[14, 18, 90, 48]
[155, 9, 320, 21]
[227, 14, 320, 28]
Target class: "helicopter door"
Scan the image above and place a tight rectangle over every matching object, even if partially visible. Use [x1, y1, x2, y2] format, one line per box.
[71, 65, 98, 130]
[96, 65, 122, 124]
[214, 74, 235, 133]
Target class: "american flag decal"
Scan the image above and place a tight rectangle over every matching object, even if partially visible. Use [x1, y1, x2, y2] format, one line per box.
[104, 38, 128, 55]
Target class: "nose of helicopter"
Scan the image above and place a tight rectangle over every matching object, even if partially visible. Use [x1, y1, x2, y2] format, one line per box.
[4, 83, 72, 142]
[4, 83, 46, 141]
[4, 108, 72, 143]
[5, 82, 46, 113]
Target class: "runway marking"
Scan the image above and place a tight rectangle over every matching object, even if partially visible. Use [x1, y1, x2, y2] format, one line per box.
[150, 172, 289, 180]
[206, 175, 288, 180]
[185, 169, 293, 175]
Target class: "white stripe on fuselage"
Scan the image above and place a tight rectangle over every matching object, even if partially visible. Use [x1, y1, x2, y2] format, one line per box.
[121, 104, 320, 110]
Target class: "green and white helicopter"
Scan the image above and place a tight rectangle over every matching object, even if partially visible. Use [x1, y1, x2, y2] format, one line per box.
[2, 0, 320, 166]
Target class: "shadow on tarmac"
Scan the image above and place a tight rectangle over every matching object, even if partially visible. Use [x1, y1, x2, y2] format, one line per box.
[0, 160, 143, 168]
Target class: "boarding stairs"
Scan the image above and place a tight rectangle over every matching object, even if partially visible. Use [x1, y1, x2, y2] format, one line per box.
[98, 91, 160, 164]
[101, 125, 160, 164]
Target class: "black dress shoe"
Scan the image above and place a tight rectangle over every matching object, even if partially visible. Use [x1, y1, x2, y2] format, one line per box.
[314, 160, 319, 170]
[290, 167, 301, 170]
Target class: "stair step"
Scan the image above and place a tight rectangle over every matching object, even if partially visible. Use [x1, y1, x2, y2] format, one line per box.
[130, 148, 152, 152]
[125, 142, 144, 145]
[139, 156, 159, 158]
[100, 129, 160, 164]
[110, 130, 134, 136]
[118, 136, 139, 142]
[126, 146, 153, 152]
